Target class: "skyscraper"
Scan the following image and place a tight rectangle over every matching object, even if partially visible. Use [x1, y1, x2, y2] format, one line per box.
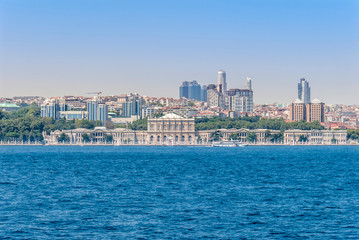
[298, 78, 311, 104]
[306, 99, 325, 123]
[207, 84, 224, 108]
[87, 97, 108, 125]
[41, 98, 67, 119]
[201, 85, 207, 102]
[291, 80, 325, 123]
[179, 81, 201, 101]
[179, 81, 189, 99]
[217, 70, 227, 93]
[122, 94, 142, 118]
[289, 99, 306, 122]
[245, 77, 252, 90]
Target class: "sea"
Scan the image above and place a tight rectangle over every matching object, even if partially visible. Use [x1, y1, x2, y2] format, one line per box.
[0, 146, 358, 239]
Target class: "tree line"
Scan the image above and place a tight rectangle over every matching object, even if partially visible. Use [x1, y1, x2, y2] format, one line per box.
[1, 106, 356, 143]
[0, 105, 102, 142]
[195, 116, 325, 131]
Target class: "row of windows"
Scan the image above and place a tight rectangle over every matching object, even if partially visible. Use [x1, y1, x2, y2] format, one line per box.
[149, 135, 193, 142]
[149, 124, 194, 131]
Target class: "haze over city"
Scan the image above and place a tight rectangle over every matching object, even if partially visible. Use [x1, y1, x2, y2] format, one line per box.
[0, 0, 358, 104]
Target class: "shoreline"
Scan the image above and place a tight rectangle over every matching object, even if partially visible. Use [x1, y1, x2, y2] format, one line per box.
[0, 143, 357, 147]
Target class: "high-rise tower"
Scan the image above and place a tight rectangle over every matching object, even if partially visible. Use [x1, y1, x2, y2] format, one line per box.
[298, 78, 311, 104]
[217, 70, 227, 93]
[245, 77, 252, 90]
[179, 81, 201, 101]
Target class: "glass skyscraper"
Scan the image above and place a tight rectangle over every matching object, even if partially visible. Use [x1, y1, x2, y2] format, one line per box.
[298, 78, 311, 104]
[41, 99, 67, 119]
[179, 80, 201, 101]
[217, 70, 227, 93]
[122, 95, 142, 118]
[87, 99, 108, 125]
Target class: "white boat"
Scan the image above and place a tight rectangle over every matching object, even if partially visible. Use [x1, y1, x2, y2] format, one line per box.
[212, 141, 247, 147]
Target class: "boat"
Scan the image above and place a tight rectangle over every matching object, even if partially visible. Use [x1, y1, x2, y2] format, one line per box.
[212, 141, 247, 147]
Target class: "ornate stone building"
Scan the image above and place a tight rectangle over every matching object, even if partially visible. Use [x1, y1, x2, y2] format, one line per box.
[197, 129, 281, 144]
[44, 127, 147, 145]
[147, 113, 196, 144]
[43, 115, 347, 145]
[284, 130, 347, 145]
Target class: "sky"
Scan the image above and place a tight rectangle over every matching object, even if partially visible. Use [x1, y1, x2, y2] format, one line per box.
[0, 0, 358, 104]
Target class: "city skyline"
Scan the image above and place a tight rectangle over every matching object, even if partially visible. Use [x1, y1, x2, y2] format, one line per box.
[0, 0, 358, 104]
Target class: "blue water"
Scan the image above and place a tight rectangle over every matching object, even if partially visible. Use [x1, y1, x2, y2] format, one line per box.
[0, 146, 359, 239]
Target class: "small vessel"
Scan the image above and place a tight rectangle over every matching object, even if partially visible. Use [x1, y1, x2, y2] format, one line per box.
[212, 141, 247, 147]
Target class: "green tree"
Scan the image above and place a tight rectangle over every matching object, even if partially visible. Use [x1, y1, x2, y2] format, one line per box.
[331, 137, 337, 144]
[128, 118, 148, 130]
[103, 134, 113, 143]
[264, 129, 271, 141]
[270, 132, 284, 143]
[82, 133, 91, 143]
[246, 132, 257, 142]
[298, 135, 308, 142]
[229, 132, 241, 140]
[210, 130, 223, 141]
[188, 101, 195, 107]
[153, 112, 164, 118]
[57, 133, 70, 143]
[347, 129, 359, 140]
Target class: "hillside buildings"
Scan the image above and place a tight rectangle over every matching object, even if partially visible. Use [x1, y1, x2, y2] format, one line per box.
[206, 72, 253, 115]
[224, 77, 253, 113]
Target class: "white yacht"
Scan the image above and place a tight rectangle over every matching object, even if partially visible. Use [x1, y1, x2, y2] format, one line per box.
[212, 141, 247, 147]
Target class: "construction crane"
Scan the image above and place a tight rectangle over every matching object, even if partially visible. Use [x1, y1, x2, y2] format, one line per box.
[86, 92, 102, 96]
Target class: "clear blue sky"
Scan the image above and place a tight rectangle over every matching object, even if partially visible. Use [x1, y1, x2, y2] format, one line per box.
[0, 0, 358, 104]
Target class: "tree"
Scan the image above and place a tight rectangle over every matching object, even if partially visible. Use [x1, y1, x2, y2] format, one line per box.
[103, 134, 113, 143]
[298, 135, 308, 143]
[188, 101, 195, 107]
[331, 137, 337, 144]
[128, 118, 148, 130]
[153, 112, 164, 118]
[246, 132, 257, 143]
[264, 129, 271, 141]
[347, 129, 359, 140]
[195, 116, 324, 131]
[82, 133, 91, 143]
[210, 130, 223, 141]
[229, 132, 241, 140]
[57, 133, 70, 143]
[270, 132, 284, 143]
[0, 110, 4, 120]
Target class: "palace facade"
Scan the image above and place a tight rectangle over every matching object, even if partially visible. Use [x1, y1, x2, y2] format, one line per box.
[43, 113, 348, 145]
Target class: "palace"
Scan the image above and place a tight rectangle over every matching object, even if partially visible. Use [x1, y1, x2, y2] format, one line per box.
[43, 113, 348, 145]
[147, 113, 195, 144]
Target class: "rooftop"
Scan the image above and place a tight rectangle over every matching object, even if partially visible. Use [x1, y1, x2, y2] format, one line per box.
[160, 113, 184, 119]
[0, 103, 20, 108]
